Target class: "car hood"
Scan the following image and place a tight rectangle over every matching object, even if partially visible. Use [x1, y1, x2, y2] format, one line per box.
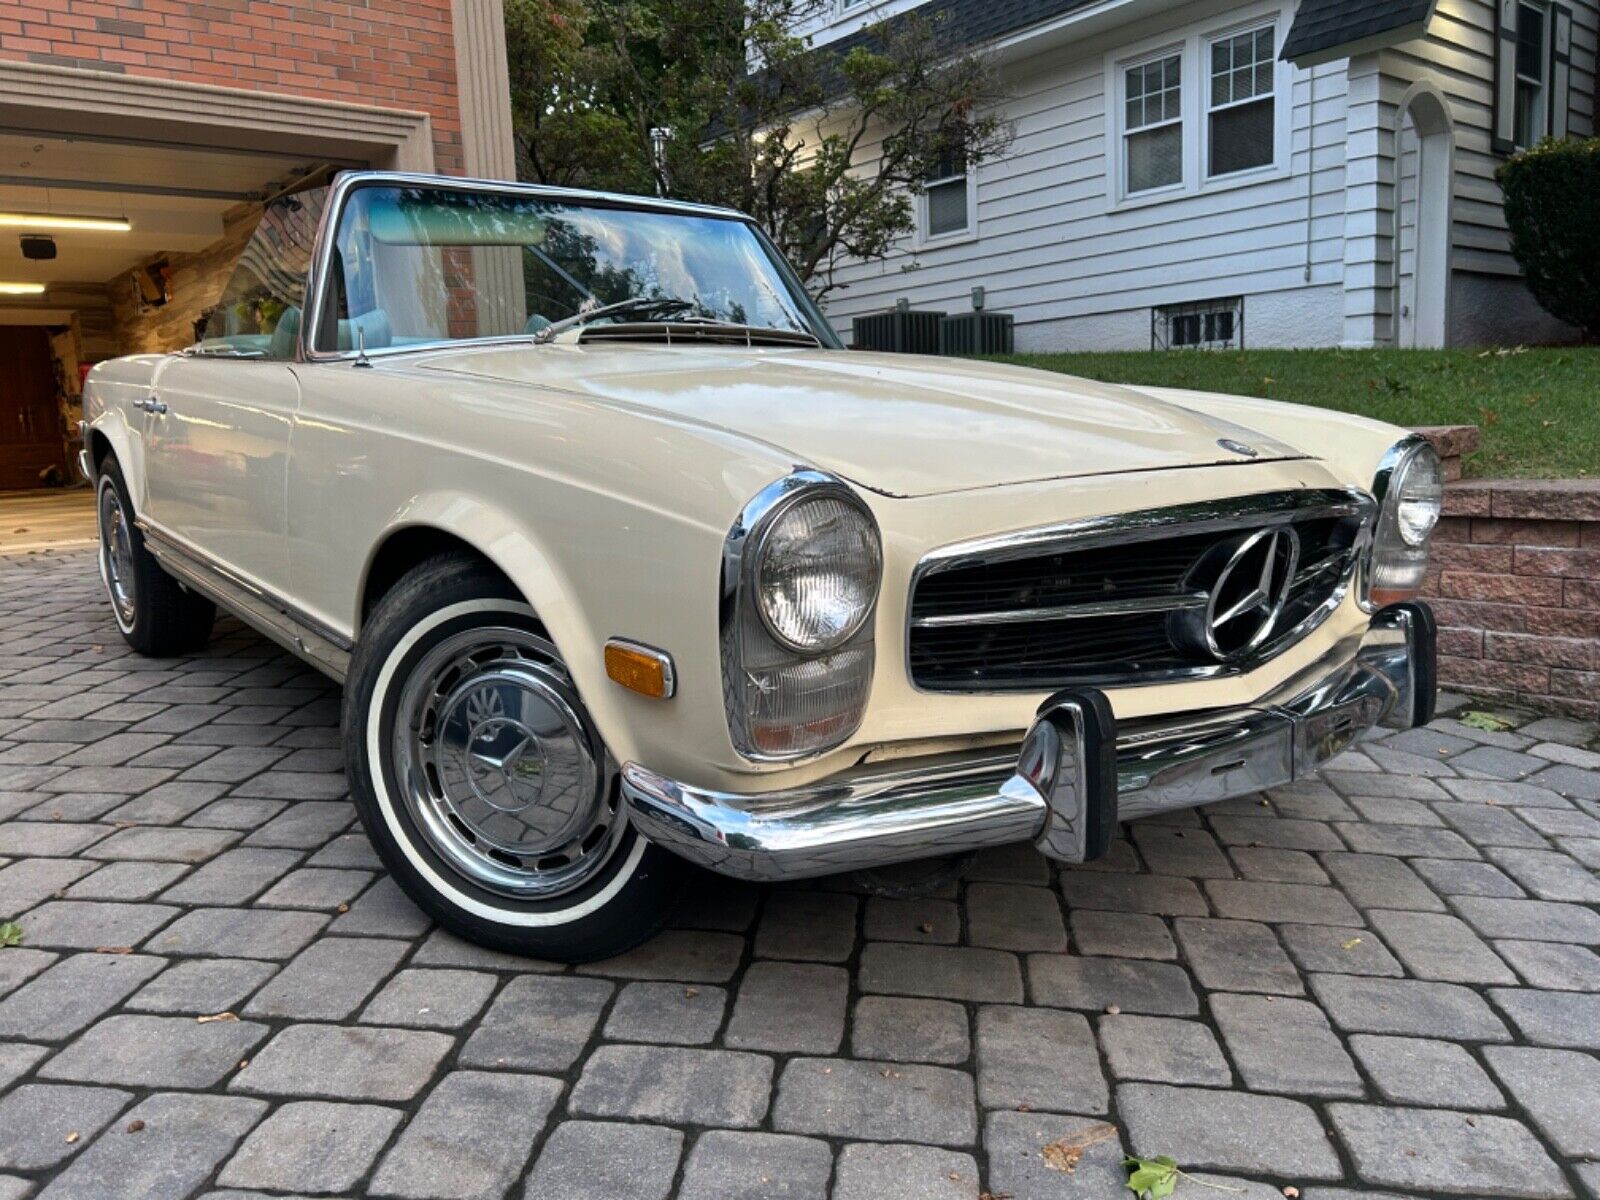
[409, 344, 1309, 498]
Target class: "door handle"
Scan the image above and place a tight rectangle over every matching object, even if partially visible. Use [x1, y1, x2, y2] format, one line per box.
[141, 396, 168, 415]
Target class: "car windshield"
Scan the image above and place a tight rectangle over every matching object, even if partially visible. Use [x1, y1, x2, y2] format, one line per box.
[315, 183, 835, 353]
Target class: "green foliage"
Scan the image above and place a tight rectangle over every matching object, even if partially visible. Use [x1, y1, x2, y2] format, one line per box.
[0, 922, 22, 949]
[1496, 137, 1600, 339]
[997, 347, 1600, 479]
[1124, 1156, 1180, 1199]
[502, 0, 1014, 296]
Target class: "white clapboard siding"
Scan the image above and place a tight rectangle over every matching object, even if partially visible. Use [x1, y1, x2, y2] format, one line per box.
[1381, 0, 1599, 278]
[811, 0, 1596, 348]
[818, 0, 1350, 347]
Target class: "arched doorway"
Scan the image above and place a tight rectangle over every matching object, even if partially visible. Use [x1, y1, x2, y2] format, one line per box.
[1394, 84, 1456, 348]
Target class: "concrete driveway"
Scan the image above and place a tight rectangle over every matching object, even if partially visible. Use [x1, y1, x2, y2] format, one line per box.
[1, 547, 1598, 1200]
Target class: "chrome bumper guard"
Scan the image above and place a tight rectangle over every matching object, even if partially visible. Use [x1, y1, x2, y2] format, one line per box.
[622, 603, 1437, 883]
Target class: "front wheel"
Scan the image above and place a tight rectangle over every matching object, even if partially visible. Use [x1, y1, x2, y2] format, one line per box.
[97, 456, 216, 657]
[343, 553, 685, 961]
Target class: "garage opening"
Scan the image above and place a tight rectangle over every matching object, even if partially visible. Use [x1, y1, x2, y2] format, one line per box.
[0, 132, 344, 550]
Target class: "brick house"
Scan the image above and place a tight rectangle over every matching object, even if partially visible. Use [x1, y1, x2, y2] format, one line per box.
[0, 0, 514, 490]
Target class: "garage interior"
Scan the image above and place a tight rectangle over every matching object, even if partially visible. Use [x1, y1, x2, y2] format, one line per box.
[0, 129, 337, 551]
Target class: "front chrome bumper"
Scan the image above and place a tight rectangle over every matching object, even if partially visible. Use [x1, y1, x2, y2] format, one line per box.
[622, 603, 1437, 882]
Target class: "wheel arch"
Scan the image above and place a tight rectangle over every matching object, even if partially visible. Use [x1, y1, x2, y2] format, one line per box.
[85, 410, 142, 502]
[352, 505, 611, 746]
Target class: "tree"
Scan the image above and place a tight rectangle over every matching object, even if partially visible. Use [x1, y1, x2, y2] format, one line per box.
[503, 0, 649, 191]
[502, 0, 1014, 298]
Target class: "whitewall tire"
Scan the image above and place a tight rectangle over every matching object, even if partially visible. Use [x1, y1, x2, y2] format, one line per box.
[342, 552, 685, 961]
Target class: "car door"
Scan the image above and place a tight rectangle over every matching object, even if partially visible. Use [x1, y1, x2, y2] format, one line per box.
[140, 354, 299, 599]
[140, 187, 328, 604]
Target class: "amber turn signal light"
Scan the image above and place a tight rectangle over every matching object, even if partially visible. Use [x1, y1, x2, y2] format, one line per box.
[604, 639, 676, 700]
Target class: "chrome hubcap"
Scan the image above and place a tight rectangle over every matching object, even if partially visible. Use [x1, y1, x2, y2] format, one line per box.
[98, 482, 136, 627]
[392, 626, 623, 898]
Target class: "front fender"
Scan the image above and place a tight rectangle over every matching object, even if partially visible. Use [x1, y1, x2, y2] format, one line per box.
[355, 491, 734, 775]
[84, 355, 170, 508]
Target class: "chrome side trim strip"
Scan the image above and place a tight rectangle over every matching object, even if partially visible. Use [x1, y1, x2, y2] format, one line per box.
[911, 592, 1207, 630]
[136, 520, 352, 681]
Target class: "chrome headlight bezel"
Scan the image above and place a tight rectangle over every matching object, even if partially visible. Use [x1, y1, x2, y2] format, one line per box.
[746, 485, 883, 654]
[1361, 435, 1443, 611]
[722, 470, 883, 762]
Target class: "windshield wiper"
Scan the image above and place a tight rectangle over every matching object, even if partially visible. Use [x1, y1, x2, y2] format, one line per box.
[534, 296, 695, 343]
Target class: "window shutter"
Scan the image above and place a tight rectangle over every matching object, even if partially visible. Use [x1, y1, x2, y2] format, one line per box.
[1550, 4, 1573, 138]
[1493, 0, 1519, 153]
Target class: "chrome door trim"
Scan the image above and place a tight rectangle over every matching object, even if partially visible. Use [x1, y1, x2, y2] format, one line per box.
[137, 519, 352, 680]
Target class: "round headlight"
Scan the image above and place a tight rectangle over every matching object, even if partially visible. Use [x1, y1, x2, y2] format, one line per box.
[753, 492, 882, 652]
[1365, 439, 1443, 609]
[1393, 443, 1443, 546]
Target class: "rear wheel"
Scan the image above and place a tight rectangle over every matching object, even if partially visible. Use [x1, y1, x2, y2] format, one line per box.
[343, 553, 685, 961]
[96, 457, 215, 656]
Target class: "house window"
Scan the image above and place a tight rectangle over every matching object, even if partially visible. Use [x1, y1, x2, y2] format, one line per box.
[1208, 25, 1276, 177]
[1514, 1, 1549, 148]
[1153, 297, 1244, 350]
[1125, 53, 1183, 194]
[922, 149, 971, 239]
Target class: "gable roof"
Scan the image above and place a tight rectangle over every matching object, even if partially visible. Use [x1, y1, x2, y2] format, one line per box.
[1280, 0, 1436, 66]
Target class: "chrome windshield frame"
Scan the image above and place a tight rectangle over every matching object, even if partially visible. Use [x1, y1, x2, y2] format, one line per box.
[299, 171, 841, 364]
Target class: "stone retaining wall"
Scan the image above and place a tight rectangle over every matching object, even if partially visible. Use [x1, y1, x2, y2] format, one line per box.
[1412, 429, 1600, 718]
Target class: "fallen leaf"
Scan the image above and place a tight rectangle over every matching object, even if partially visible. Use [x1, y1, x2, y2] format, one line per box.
[95, 946, 133, 955]
[126, 1119, 145, 1133]
[1042, 1123, 1118, 1174]
[197, 1011, 239, 1024]
[1123, 1154, 1179, 1197]
[0, 922, 21, 949]
[1341, 937, 1363, 951]
[1459, 711, 1514, 733]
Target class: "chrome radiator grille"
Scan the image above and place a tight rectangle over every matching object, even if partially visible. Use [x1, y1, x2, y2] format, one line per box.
[908, 490, 1373, 692]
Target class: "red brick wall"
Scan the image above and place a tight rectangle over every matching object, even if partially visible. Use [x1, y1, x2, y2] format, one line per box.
[1424, 481, 1600, 720]
[0, 0, 464, 172]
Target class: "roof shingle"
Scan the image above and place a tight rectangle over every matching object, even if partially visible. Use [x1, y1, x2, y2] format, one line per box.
[1280, 0, 1436, 65]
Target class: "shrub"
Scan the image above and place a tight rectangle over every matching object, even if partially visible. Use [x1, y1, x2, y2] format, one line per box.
[1496, 136, 1600, 340]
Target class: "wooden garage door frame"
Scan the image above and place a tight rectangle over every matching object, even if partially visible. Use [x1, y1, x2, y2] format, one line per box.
[0, 60, 436, 173]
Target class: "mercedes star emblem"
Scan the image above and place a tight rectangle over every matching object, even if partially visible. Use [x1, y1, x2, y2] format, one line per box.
[1173, 527, 1300, 663]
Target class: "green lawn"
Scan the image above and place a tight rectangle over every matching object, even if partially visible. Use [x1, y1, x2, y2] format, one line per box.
[994, 348, 1600, 479]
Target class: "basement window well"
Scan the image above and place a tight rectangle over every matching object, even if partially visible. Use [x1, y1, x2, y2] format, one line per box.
[1154, 296, 1243, 350]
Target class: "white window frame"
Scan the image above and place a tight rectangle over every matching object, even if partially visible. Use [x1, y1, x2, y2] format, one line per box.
[1121, 47, 1187, 199]
[1203, 22, 1279, 181]
[917, 158, 979, 248]
[1512, 0, 1552, 149]
[1105, 0, 1294, 211]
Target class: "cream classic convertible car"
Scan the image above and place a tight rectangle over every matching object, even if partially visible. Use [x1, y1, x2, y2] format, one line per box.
[84, 171, 1440, 960]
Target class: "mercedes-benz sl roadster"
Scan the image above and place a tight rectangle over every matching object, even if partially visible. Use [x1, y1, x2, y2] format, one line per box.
[83, 171, 1440, 960]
